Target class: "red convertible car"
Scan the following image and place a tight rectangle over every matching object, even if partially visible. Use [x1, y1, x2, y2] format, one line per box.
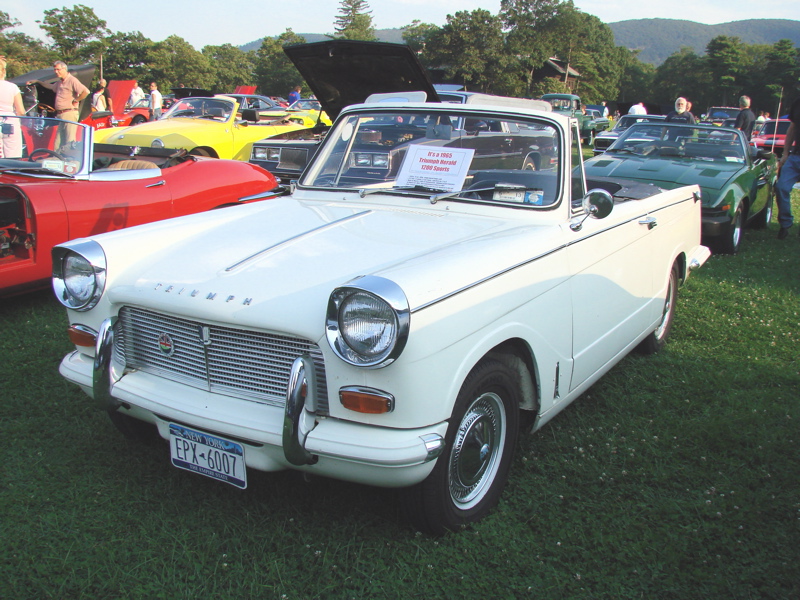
[0, 116, 280, 297]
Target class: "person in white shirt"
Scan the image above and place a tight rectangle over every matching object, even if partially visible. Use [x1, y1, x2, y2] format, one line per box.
[628, 102, 646, 115]
[129, 81, 145, 107]
[149, 82, 163, 121]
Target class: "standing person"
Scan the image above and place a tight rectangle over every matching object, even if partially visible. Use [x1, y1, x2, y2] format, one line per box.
[149, 82, 163, 121]
[601, 101, 609, 118]
[755, 110, 766, 125]
[91, 78, 113, 112]
[0, 56, 24, 158]
[665, 97, 696, 124]
[628, 102, 646, 115]
[734, 95, 756, 139]
[288, 85, 302, 104]
[26, 61, 89, 123]
[775, 96, 800, 239]
[129, 80, 145, 107]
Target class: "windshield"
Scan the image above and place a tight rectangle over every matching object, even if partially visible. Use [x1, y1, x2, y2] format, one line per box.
[759, 120, 791, 136]
[0, 115, 87, 175]
[162, 97, 235, 121]
[608, 123, 746, 162]
[706, 108, 739, 120]
[613, 115, 665, 132]
[301, 108, 562, 207]
[289, 99, 322, 111]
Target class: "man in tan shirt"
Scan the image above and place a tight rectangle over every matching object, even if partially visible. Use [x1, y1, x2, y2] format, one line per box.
[27, 61, 89, 144]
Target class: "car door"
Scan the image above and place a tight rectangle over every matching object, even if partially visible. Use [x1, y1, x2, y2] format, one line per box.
[60, 174, 173, 238]
[565, 122, 657, 391]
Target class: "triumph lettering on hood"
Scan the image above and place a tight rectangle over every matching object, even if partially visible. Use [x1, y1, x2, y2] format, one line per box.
[153, 283, 253, 305]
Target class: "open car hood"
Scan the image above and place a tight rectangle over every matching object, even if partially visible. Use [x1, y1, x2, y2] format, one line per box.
[283, 40, 440, 121]
[107, 80, 136, 114]
[11, 64, 95, 119]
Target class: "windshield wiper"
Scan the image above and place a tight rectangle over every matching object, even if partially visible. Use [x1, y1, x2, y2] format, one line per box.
[358, 184, 447, 198]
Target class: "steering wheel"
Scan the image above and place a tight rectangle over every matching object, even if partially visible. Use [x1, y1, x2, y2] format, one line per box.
[29, 148, 66, 162]
[36, 103, 56, 114]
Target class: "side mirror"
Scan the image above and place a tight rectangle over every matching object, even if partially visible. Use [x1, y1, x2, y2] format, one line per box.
[570, 189, 614, 231]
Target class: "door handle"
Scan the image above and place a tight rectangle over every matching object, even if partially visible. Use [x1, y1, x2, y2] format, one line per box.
[639, 216, 657, 230]
[146, 180, 166, 188]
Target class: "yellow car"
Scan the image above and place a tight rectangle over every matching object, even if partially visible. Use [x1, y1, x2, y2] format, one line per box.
[94, 95, 306, 160]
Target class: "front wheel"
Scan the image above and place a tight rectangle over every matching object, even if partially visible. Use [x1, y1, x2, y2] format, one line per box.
[716, 205, 743, 254]
[637, 262, 679, 355]
[403, 357, 520, 534]
[130, 115, 147, 126]
[752, 194, 773, 229]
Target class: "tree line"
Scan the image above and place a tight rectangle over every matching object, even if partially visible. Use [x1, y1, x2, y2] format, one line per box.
[1, 1, 798, 115]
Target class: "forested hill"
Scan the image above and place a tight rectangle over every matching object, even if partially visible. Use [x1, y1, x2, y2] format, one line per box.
[240, 19, 799, 65]
[609, 19, 800, 65]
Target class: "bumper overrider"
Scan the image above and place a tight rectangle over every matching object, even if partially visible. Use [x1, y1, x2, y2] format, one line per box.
[701, 207, 734, 238]
[60, 316, 447, 488]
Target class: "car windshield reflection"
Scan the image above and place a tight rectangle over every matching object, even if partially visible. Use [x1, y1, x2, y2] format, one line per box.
[606, 123, 746, 163]
[0, 115, 87, 176]
[300, 109, 562, 207]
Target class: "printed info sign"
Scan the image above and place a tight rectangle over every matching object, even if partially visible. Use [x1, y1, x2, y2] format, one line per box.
[395, 145, 475, 192]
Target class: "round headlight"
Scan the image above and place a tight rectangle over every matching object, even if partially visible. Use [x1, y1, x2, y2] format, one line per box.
[52, 240, 106, 311]
[339, 291, 396, 357]
[151, 138, 165, 148]
[327, 276, 410, 368]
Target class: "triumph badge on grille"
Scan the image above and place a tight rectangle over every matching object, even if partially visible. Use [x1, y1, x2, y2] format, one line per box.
[158, 333, 175, 357]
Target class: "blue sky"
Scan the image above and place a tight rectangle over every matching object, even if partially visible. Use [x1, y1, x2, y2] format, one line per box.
[6, 0, 795, 50]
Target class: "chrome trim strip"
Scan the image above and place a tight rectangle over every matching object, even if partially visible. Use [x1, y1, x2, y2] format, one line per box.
[412, 194, 697, 313]
[237, 188, 281, 203]
[225, 210, 372, 272]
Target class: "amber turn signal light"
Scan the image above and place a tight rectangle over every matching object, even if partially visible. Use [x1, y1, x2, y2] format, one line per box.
[67, 325, 97, 347]
[339, 387, 394, 414]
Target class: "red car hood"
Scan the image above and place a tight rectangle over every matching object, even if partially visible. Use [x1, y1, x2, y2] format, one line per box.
[108, 80, 136, 115]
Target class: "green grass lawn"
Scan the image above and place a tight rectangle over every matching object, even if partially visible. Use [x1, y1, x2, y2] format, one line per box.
[1, 193, 798, 600]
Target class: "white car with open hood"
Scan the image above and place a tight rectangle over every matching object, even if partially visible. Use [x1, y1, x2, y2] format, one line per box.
[54, 88, 710, 534]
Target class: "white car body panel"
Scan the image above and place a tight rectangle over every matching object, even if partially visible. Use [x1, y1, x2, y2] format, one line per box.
[55, 97, 708, 499]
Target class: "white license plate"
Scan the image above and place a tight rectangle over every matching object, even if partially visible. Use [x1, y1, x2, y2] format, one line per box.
[169, 424, 247, 489]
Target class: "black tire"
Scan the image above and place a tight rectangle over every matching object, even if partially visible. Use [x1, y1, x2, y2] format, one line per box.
[716, 205, 743, 254]
[107, 409, 158, 441]
[403, 357, 521, 535]
[189, 147, 215, 158]
[585, 130, 595, 146]
[130, 115, 147, 126]
[637, 262, 679, 355]
[751, 194, 773, 230]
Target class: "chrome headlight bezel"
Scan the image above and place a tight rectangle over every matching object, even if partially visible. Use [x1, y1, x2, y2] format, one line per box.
[52, 239, 107, 311]
[151, 138, 165, 149]
[326, 276, 409, 368]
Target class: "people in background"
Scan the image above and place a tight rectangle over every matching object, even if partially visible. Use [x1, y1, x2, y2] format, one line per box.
[665, 97, 696, 124]
[0, 56, 24, 158]
[775, 96, 800, 239]
[149, 82, 163, 121]
[735, 95, 756, 139]
[91, 78, 113, 112]
[288, 85, 302, 104]
[27, 60, 89, 123]
[129, 80, 145, 107]
[628, 102, 646, 115]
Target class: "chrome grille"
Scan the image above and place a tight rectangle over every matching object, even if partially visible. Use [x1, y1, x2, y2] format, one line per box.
[114, 306, 328, 412]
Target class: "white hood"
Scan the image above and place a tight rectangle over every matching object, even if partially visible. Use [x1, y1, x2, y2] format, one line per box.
[98, 196, 561, 338]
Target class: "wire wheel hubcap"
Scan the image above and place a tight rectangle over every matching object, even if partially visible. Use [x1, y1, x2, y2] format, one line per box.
[449, 392, 506, 509]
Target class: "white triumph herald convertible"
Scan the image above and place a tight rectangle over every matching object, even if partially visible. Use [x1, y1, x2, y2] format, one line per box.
[53, 45, 709, 535]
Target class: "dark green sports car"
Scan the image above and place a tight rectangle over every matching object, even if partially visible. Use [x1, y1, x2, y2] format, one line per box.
[584, 122, 777, 253]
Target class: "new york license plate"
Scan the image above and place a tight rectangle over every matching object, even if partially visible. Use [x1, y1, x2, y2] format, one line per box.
[169, 424, 247, 489]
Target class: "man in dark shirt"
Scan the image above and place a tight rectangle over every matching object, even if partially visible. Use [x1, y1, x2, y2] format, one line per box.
[734, 95, 756, 139]
[775, 96, 800, 238]
[665, 97, 696, 124]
